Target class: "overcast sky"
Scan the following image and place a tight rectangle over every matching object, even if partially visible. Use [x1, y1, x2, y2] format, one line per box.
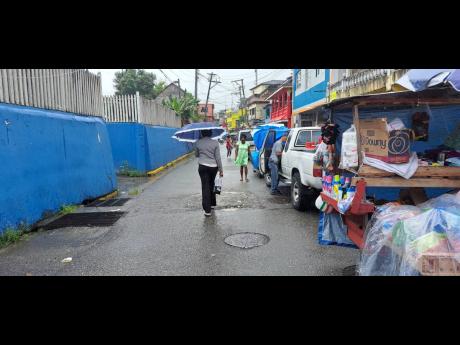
[88, 69, 292, 112]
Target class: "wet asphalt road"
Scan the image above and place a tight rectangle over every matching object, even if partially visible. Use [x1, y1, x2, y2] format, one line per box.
[0, 145, 359, 275]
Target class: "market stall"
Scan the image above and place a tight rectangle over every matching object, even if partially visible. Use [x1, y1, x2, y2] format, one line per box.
[316, 86, 460, 275]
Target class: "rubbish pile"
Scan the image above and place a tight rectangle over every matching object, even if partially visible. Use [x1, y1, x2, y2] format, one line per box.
[358, 191, 460, 276]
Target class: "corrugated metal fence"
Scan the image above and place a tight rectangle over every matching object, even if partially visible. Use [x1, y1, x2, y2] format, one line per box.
[0, 69, 103, 117]
[103, 92, 181, 128]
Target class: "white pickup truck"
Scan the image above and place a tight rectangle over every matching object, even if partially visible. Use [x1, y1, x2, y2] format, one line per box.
[258, 127, 323, 211]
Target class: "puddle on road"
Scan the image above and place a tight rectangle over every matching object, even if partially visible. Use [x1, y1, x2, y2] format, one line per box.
[184, 191, 263, 211]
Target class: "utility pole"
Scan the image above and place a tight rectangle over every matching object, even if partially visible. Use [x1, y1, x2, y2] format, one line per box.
[194, 69, 199, 100]
[204, 72, 221, 122]
[255, 69, 258, 85]
[232, 79, 246, 127]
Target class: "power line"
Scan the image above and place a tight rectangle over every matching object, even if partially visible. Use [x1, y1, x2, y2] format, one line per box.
[158, 69, 173, 83]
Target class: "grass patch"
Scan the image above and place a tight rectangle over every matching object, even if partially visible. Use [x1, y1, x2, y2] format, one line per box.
[128, 189, 140, 196]
[59, 204, 78, 215]
[0, 223, 32, 248]
[119, 161, 147, 177]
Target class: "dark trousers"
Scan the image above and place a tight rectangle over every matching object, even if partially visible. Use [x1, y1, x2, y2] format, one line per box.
[198, 164, 218, 213]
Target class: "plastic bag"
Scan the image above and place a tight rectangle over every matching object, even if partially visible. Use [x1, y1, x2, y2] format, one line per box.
[214, 176, 222, 194]
[358, 192, 460, 276]
[339, 125, 358, 169]
[318, 212, 357, 248]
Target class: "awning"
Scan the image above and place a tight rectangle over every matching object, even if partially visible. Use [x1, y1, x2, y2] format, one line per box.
[395, 69, 460, 92]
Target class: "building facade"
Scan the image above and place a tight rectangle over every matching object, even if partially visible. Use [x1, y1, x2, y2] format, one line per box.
[328, 69, 409, 102]
[292, 69, 330, 127]
[155, 83, 186, 104]
[265, 77, 293, 127]
[246, 80, 285, 127]
[197, 103, 215, 122]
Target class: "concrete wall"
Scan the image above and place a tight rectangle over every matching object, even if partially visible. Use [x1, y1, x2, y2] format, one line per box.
[107, 123, 193, 173]
[0, 103, 117, 233]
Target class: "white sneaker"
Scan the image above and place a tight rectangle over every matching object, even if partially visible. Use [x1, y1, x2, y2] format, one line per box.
[211, 206, 216, 209]
[204, 212, 212, 217]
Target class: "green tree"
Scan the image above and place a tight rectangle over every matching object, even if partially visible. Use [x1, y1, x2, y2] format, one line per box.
[162, 92, 202, 125]
[114, 69, 166, 100]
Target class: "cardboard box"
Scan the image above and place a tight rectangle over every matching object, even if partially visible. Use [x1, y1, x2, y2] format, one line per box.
[417, 253, 460, 276]
[359, 118, 411, 164]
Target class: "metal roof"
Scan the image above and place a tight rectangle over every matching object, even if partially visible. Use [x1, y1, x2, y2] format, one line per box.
[250, 80, 285, 90]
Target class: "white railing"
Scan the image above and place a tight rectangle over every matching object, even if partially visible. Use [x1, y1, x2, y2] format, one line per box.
[103, 92, 181, 128]
[0, 69, 103, 117]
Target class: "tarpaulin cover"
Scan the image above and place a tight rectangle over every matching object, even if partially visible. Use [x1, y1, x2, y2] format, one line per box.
[250, 150, 260, 170]
[395, 69, 460, 92]
[252, 124, 289, 150]
[358, 192, 460, 276]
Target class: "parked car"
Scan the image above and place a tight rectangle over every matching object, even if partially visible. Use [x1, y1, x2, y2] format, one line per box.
[258, 127, 323, 211]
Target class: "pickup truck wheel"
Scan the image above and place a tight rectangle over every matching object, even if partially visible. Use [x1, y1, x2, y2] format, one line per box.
[291, 172, 309, 211]
[265, 173, 272, 187]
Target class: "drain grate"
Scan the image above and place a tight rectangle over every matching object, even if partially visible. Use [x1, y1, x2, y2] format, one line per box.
[85, 198, 130, 207]
[342, 265, 358, 276]
[43, 212, 125, 230]
[224, 232, 270, 249]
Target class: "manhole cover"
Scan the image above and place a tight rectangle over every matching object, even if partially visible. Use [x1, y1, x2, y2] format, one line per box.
[43, 212, 125, 230]
[342, 265, 357, 276]
[224, 232, 270, 249]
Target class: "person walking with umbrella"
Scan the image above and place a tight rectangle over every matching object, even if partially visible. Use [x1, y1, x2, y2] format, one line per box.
[235, 134, 250, 182]
[195, 129, 224, 217]
[172, 122, 225, 217]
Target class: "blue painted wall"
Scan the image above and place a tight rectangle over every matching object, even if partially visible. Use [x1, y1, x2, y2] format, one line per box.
[293, 69, 330, 112]
[106, 123, 193, 173]
[0, 103, 117, 233]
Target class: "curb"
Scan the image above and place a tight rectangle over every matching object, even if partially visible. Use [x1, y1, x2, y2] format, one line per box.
[96, 190, 119, 201]
[147, 151, 194, 176]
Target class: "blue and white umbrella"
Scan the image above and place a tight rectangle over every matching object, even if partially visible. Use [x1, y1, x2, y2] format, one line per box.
[172, 122, 226, 143]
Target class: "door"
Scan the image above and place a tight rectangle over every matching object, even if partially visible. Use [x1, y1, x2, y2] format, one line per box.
[260, 130, 276, 174]
[280, 130, 293, 178]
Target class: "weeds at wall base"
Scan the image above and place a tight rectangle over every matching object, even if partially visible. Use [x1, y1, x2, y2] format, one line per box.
[0, 223, 32, 249]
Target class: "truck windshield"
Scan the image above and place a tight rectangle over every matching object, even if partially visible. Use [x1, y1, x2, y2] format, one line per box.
[241, 131, 253, 141]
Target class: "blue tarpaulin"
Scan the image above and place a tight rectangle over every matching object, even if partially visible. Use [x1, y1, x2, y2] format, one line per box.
[252, 124, 289, 150]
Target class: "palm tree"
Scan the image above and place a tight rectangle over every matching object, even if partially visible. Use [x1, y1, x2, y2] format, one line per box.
[162, 93, 203, 126]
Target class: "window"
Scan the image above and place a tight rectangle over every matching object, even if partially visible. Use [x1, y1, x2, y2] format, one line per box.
[296, 70, 303, 90]
[265, 131, 276, 148]
[294, 130, 311, 147]
[311, 130, 322, 144]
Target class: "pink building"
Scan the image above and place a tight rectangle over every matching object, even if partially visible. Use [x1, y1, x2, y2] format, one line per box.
[197, 103, 215, 122]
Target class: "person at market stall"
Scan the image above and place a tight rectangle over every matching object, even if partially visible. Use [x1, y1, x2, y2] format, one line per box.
[268, 132, 288, 195]
[195, 129, 224, 217]
[234, 134, 250, 182]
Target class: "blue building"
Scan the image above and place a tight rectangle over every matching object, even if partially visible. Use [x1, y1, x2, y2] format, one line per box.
[292, 69, 330, 127]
